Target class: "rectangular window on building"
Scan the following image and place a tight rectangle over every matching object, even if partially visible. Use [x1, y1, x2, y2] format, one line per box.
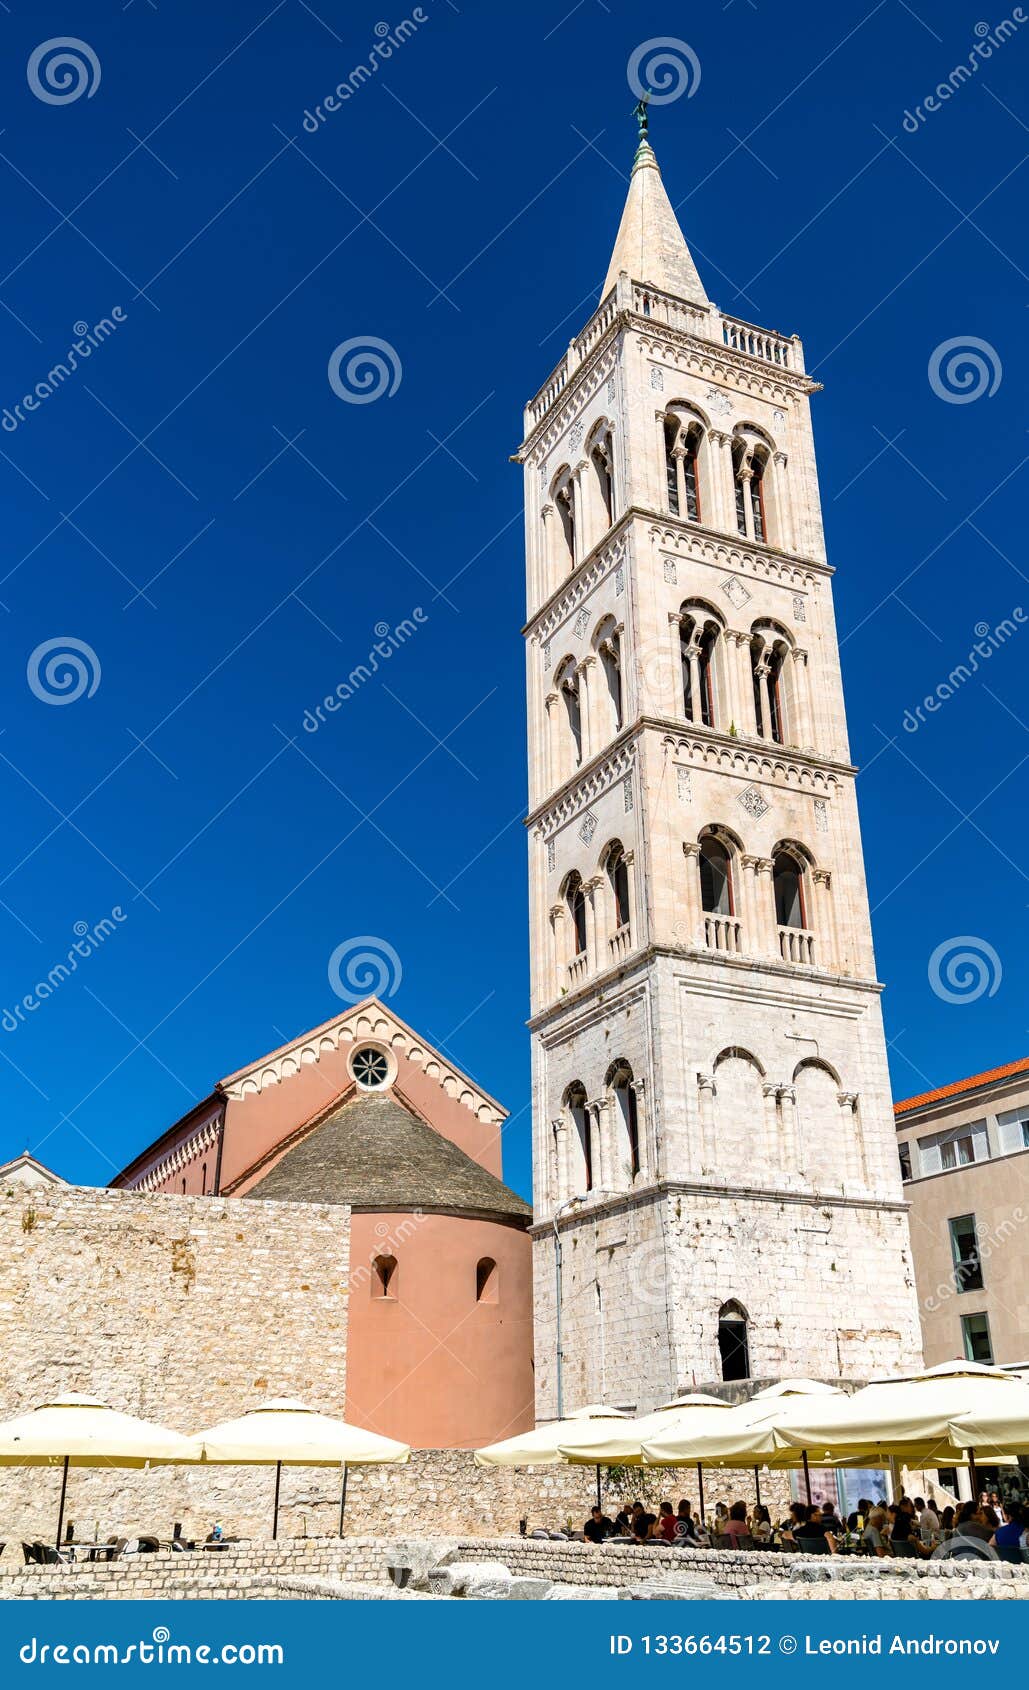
[898, 1143, 912, 1181]
[917, 1120, 989, 1174]
[996, 1108, 1029, 1155]
[948, 1213, 983, 1293]
[960, 1312, 993, 1364]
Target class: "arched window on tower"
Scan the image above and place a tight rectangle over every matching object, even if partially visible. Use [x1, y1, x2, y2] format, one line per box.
[475, 1257, 498, 1303]
[679, 607, 720, 728]
[732, 427, 774, 544]
[565, 1080, 593, 1193]
[551, 467, 575, 571]
[594, 617, 623, 737]
[566, 871, 588, 957]
[664, 406, 704, 522]
[750, 626, 790, 745]
[608, 1059, 641, 1181]
[717, 1301, 750, 1381]
[556, 658, 583, 768]
[606, 839, 630, 928]
[372, 1255, 398, 1298]
[589, 425, 614, 530]
[697, 829, 741, 953]
[772, 847, 814, 964]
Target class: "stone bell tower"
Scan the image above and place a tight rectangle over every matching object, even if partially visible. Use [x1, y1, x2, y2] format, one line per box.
[517, 112, 922, 1419]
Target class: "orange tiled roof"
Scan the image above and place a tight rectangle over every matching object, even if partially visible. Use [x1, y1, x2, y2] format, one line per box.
[894, 1056, 1029, 1117]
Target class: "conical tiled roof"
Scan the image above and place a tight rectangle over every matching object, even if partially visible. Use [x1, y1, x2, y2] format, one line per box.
[245, 1091, 530, 1223]
[602, 138, 710, 307]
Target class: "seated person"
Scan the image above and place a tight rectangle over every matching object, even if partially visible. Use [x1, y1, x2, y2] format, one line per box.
[612, 1504, 633, 1536]
[721, 1501, 751, 1544]
[847, 1497, 872, 1532]
[583, 1506, 614, 1544]
[632, 1511, 658, 1543]
[991, 1502, 1025, 1553]
[954, 1500, 992, 1542]
[861, 1507, 890, 1557]
[657, 1501, 678, 1542]
[793, 1505, 838, 1553]
[674, 1499, 698, 1543]
[751, 1504, 773, 1544]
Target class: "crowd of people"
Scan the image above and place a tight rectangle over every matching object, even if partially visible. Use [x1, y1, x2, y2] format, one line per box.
[581, 1489, 1029, 1559]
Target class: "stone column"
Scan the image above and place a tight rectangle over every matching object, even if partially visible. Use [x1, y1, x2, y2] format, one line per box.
[549, 903, 567, 997]
[623, 846, 638, 946]
[727, 631, 758, 737]
[706, 430, 733, 533]
[738, 465, 755, 542]
[570, 469, 585, 566]
[634, 1075, 651, 1180]
[790, 648, 813, 748]
[838, 1092, 864, 1186]
[593, 1098, 613, 1191]
[544, 692, 559, 789]
[655, 410, 670, 512]
[697, 1072, 716, 1173]
[812, 868, 835, 970]
[577, 656, 596, 763]
[667, 611, 684, 718]
[684, 630, 703, 725]
[778, 1084, 800, 1174]
[681, 841, 703, 949]
[584, 874, 604, 974]
[540, 503, 555, 599]
[760, 1082, 780, 1178]
[772, 451, 792, 551]
[743, 856, 778, 958]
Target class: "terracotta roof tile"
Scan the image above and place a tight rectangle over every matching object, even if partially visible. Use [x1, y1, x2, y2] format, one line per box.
[894, 1056, 1029, 1117]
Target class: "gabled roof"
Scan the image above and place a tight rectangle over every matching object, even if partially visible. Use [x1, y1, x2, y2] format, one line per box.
[217, 996, 506, 1126]
[602, 137, 710, 307]
[245, 1090, 530, 1223]
[0, 1150, 67, 1188]
[894, 1056, 1029, 1117]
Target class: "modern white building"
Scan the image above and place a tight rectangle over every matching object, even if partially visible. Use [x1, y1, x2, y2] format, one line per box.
[517, 116, 923, 1417]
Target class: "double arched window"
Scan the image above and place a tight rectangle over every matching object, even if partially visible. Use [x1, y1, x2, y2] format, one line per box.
[732, 426, 773, 544]
[555, 657, 582, 769]
[593, 615, 623, 737]
[565, 871, 588, 957]
[699, 833, 734, 916]
[679, 602, 722, 728]
[750, 622, 792, 745]
[773, 844, 815, 963]
[690, 830, 819, 963]
[607, 1058, 641, 1180]
[664, 403, 705, 523]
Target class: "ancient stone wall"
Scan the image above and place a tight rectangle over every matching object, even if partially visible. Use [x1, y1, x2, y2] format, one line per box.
[0, 1186, 349, 1543]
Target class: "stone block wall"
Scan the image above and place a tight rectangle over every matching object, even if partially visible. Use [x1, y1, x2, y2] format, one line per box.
[0, 1186, 349, 1544]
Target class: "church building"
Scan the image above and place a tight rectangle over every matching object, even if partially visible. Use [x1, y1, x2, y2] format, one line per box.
[518, 114, 923, 1416]
[110, 998, 534, 1450]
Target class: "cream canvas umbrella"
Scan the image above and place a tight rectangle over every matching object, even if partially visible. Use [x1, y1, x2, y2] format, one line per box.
[557, 1394, 732, 1524]
[771, 1360, 1024, 1492]
[0, 1393, 198, 1551]
[475, 1405, 629, 1514]
[641, 1379, 848, 1506]
[188, 1399, 410, 1539]
[947, 1382, 1029, 1461]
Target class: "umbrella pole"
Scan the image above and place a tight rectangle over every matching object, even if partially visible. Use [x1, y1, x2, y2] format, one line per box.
[801, 1450, 812, 1506]
[968, 1447, 979, 1504]
[697, 1463, 705, 1526]
[272, 1461, 282, 1541]
[55, 1456, 70, 1555]
[338, 1464, 349, 1538]
[753, 1465, 761, 1510]
[596, 1466, 602, 1513]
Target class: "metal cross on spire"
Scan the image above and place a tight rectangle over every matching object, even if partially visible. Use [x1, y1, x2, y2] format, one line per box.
[633, 91, 650, 143]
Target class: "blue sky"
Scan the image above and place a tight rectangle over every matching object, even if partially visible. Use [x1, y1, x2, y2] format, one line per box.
[0, 0, 1024, 1201]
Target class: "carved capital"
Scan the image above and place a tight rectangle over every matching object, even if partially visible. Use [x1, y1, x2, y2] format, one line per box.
[682, 841, 702, 860]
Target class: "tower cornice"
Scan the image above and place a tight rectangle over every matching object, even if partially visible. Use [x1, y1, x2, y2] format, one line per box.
[528, 1179, 909, 1240]
[525, 717, 856, 833]
[523, 505, 832, 638]
[518, 276, 818, 458]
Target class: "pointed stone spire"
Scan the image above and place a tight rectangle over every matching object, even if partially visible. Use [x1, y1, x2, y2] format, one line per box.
[601, 108, 710, 308]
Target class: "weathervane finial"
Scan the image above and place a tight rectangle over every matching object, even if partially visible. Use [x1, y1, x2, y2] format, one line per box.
[633, 91, 650, 144]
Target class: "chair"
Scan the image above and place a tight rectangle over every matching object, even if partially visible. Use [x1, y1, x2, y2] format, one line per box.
[137, 1536, 160, 1554]
[996, 1545, 1023, 1565]
[890, 1539, 918, 1559]
[797, 1535, 830, 1554]
[21, 1543, 40, 1565]
[734, 1533, 754, 1551]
